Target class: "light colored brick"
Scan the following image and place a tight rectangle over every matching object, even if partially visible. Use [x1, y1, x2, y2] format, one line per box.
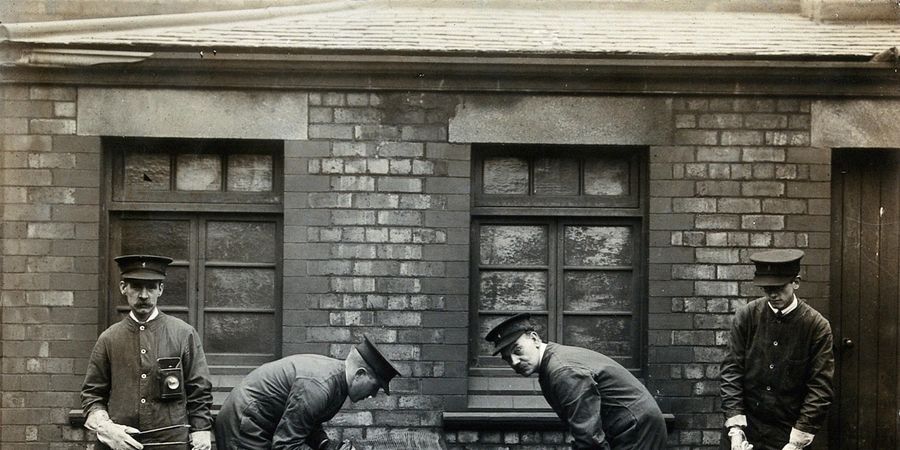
[29, 119, 76, 135]
[741, 215, 785, 230]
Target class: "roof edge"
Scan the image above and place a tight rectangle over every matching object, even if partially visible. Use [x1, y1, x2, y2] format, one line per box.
[0, 0, 363, 42]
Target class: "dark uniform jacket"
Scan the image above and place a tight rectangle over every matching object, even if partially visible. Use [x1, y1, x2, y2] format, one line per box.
[214, 355, 348, 450]
[538, 342, 667, 450]
[720, 297, 834, 450]
[82, 312, 213, 447]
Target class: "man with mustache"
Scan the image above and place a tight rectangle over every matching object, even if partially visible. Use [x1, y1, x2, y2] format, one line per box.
[485, 314, 667, 449]
[81, 255, 213, 450]
[720, 250, 834, 450]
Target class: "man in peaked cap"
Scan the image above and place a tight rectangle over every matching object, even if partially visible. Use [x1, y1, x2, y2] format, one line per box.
[215, 335, 401, 450]
[486, 313, 667, 449]
[82, 255, 213, 450]
[720, 250, 834, 450]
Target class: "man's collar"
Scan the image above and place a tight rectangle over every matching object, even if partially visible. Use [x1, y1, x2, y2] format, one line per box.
[768, 295, 799, 316]
[536, 342, 548, 371]
[130, 307, 159, 324]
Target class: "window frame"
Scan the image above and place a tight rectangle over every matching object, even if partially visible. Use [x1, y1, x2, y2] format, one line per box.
[468, 144, 648, 381]
[106, 136, 283, 210]
[472, 144, 642, 209]
[101, 137, 284, 369]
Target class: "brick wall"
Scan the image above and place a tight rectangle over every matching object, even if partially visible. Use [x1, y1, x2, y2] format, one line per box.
[1, 84, 100, 448]
[283, 92, 471, 442]
[648, 97, 830, 449]
[1, 86, 836, 449]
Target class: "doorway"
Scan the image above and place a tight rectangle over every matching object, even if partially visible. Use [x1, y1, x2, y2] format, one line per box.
[829, 149, 900, 449]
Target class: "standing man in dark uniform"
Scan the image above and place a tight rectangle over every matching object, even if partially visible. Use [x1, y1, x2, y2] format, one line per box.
[214, 336, 401, 450]
[82, 255, 214, 450]
[485, 314, 667, 449]
[720, 249, 834, 450]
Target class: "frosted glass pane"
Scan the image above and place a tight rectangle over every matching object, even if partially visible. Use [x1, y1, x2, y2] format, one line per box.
[584, 157, 629, 196]
[120, 219, 190, 260]
[563, 316, 632, 358]
[564, 271, 632, 312]
[176, 154, 221, 191]
[205, 313, 275, 354]
[228, 154, 273, 192]
[479, 271, 547, 311]
[483, 157, 528, 194]
[205, 268, 275, 309]
[480, 225, 547, 265]
[125, 152, 170, 191]
[206, 221, 276, 263]
[533, 158, 578, 195]
[564, 226, 633, 266]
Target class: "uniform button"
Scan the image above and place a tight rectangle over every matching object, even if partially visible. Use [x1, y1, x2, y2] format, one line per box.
[140, 349, 147, 354]
[140, 398, 146, 404]
[141, 374, 147, 379]
[773, 341, 779, 346]
[139, 326, 145, 331]
[769, 364, 775, 369]
[766, 386, 772, 391]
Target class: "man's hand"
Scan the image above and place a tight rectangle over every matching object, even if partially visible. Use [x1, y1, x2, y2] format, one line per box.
[190, 430, 212, 450]
[336, 439, 357, 450]
[95, 420, 143, 450]
[85, 410, 143, 450]
[728, 426, 753, 450]
[781, 428, 814, 450]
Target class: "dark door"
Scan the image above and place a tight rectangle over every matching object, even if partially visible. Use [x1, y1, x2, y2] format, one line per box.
[829, 149, 900, 449]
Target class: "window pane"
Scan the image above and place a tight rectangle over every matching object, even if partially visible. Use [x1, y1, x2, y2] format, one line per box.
[533, 158, 578, 195]
[480, 225, 547, 265]
[204, 313, 275, 354]
[176, 154, 221, 191]
[228, 154, 273, 192]
[584, 157, 629, 196]
[480, 271, 547, 311]
[478, 314, 548, 357]
[125, 152, 170, 191]
[483, 157, 528, 194]
[563, 316, 632, 358]
[564, 271, 632, 312]
[119, 219, 190, 260]
[159, 266, 188, 308]
[205, 268, 275, 309]
[564, 226, 633, 266]
[206, 221, 276, 263]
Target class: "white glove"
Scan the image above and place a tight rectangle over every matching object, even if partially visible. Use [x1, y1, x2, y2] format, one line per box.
[190, 430, 212, 450]
[85, 410, 143, 450]
[781, 428, 815, 449]
[728, 427, 753, 450]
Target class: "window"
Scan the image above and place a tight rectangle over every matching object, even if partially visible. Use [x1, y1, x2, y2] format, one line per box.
[105, 137, 283, 368]
[469, 145, 647, 409]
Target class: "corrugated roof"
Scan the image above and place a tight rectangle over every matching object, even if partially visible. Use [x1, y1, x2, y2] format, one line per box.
[3, 0, 898, 59]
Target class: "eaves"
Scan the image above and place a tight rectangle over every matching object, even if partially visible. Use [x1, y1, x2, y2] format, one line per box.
[2, 43, 898, 97]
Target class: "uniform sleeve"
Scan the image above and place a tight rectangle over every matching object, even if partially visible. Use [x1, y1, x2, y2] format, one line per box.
[549, 366, 610, 450]
[795, 318, 835, 433]
[271, 378, 332, 450]
[183, 328, 214, 432]
[81, 336, 111, 417]
[720, 305, 749, 420]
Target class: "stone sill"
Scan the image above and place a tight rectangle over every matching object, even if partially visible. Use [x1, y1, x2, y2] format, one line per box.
[442, 411, 675, 432]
